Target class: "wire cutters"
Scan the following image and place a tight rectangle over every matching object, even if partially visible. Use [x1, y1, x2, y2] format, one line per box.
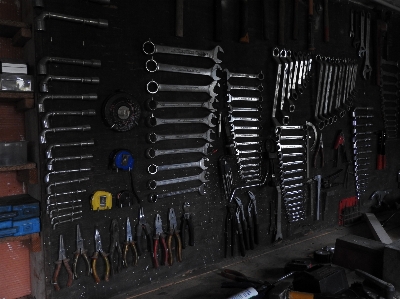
[166, 208, 182, 265]
[153, 214, 168, 268]
[72, 224, 91, 279]
[313, 133, 324, 168]
[180, 202, 194, 248]
[135, 206, 153, 256]
[52, 235, 73, 291]
[92, 227, 110, 283]
[235, 207, 246, 257]
[123, 217, 138, 267]
[248, 191, 259, 245]
[109, 219, 123, 275]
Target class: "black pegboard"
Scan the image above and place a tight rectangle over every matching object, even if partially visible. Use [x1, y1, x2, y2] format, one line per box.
[29, 0, 400, 298]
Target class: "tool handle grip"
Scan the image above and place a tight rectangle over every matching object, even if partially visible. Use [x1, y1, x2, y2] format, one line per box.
[278, 0, 285, 46]
[237, 231, 246, 257]
[52, 261, 62, 291]
[239, 0, 249, 43]
[175, 233, 183, 262]
[254, 221, 259, 245]
[63, 259, 74, 287]
[91, 254, 100, 283]
[152, 239, 159, 268]
[101, 252, 110, 282]
[175, 0, 183, 37]
[248, 224, 255, 250]
[214, 0, 222, 41]
[166, 235, 173, 266]
[160, 237, 168, 266]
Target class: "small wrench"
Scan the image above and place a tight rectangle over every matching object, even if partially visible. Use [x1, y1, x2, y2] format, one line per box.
[142, 40, 224, 63]
[147, 129, 214, 143]
[145, 57, 221, 80]
[147, 158, 208, 174]
[230, 124, 261, 131]
[148, 184, 206, 203]
[228, 115, 262, 122]
[227, 82, 263, 92]
[147, 171, 208, 190]
[147, 80, 218, 98]
[227, 95, 263, 103]
[146, 113, 216, 127]
[146, 97, 217, 112]
[224, 69, 264, 81]
[145, 143, 210, 158]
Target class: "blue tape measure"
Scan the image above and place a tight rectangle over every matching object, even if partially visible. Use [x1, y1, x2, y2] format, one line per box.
[113, 150, 134, 171]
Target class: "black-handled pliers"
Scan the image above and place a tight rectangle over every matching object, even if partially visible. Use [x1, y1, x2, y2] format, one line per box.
[72, 224, 91, 279]
[313, 133, 324, 168]
[135, 206, 153, 256]
[235, 207, 246, 257]
[180, 202, 194, 248]
[109, 219, 123, 275]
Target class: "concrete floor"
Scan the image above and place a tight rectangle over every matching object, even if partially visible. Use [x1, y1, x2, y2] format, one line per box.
[109, 212, 400, 299]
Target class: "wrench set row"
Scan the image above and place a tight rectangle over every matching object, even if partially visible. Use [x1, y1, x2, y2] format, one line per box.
[379, 60, 400, 139]
[314, 55, 358, 130]
[276, 126, 307, 223]
[225, 68, 264, 183]
[271, 48, 312, 127]
[351, 10, 372, 80]
[143, 40, 225, 199]
[352, 107, 374, 201]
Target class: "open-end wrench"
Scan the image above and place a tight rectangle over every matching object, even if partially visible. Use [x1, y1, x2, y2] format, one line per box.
[313, 175, 321, 220]
[227, 82, 263, 92]
[292, 52, 301, 94]
[147, 158, 208, 174]
[314, 55, 327, 129]
[228, 104, 262, 113]
[280, 50, 296, 113]
[147, 129, 214, 143]
[350, 9, 355, 38]
[328, 59, 339, 122]
[227, 94, 263, 103]
[142, 40, 224, 63]
[233, 140, 260, 147]
[44, 167, 91, 183]
[145, 58, 221, 80]
[148, 183, 206, 203]
[231, 132, 260, 139]
[230, 124, 260, 131]
[147, 171, 208, 190]
[224, 69, 264, 81]
[146, 143, 210, 158]
[146, 97, 217, 112]
[319, 57, 331, 126]
[381, 59, 400, 68]
[146, 113, 216, 127]
[359, 11, 366, 57]
[228, 115, 261, 123]
[362, 13, 372, 80]
[147, 80, 218, 98]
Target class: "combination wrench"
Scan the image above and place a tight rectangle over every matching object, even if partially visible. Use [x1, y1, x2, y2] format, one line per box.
[145, 143, 210, 158]
[224, 69, 264, 81]
[147, 171, 208, 190]
[142, 39, 224, 63]
[228, 115, 261, 123]
[272, 48, 286, 126]
[146, 97, 217, 112]
[228, 104, 262, 113]
[358, 11, 366, 57]
[145, 57, 221, 80]
[147, 129, 214, 143]
[148, 183, 206, 203]
[362, 13, 372, 80]
[227, 82, 263, 92]
[230, 124, 260, 131]
[147, 158, 208, 174]
[147, 80, 218, 98]
[146, 113, 216, 127]
[227, 94, 263, 103]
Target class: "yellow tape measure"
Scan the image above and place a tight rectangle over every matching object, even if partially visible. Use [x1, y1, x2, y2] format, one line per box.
[91, 191, 112, 211]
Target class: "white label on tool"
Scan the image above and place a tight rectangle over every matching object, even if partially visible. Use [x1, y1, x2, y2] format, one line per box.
[227, 287, 258, 299]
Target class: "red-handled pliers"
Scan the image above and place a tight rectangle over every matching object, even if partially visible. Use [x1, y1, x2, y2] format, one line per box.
[152, 214, 168, 268]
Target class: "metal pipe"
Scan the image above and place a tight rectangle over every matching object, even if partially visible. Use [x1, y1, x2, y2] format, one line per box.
[47, 177, 90, 194]
[38, 56, 101, 75]
[42, 109, 96, 128]
[38, 93, 97, 113]
[45, 168, 91, 183]
[46, 140, 95, 159]
[40, 125, 91, 143]
[40, 75, 100, 92]
[47, 154, 93, 171]
[35, 11, 108, 31]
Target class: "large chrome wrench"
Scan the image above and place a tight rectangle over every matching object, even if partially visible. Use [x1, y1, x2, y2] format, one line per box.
[147, 171, 208, 190]
[148, 183, 206, 203]
[146, 129, 214, 143]
[145, 143, 210, 158]
[147, 80, 218, 98]
[142, 39, 224, 63]
[145, 57, 221, 80]
[227, 94, 263, 103]
[147, 158, 208, 174]
[146, 113, 216, 127]
[146, 97, 217, 112]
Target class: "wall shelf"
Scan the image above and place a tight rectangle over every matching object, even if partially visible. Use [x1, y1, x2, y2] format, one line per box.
[0, 19, 31, 47]
[0, 162, 38, 184]
[0, 91, 34, 110]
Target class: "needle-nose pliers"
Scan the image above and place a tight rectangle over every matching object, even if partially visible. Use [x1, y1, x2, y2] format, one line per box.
[52, 235, 73, 291]
[166, 208, 182, 265]
[123, 217, 138, 267]
[135, 206, 153, 256]
[92, 227, 110, 283]
[152, 214, 168, 268]
[72, 224, 91, 279]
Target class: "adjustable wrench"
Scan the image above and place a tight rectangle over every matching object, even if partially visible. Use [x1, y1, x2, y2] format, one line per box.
[146, 113, 216, 127]
[142, 40, 224, 63]
[224, 69, 264, 81]
[147, 80, 218, 98]
[147, 129, 214, 143]
[227, 82, 263, 92]
[227, 94, 263, 103]
[228, 105, 262, 113]
[362, 13, 372, 80]
[147, 171, 208, 190]
[146, 97, 217, 112]
[145, 58, 221, 80]
[148, 184, 206, 203]
[145, 143, 210, 158]
[147, 158, 208, 174]
[359, 11, 366, 57]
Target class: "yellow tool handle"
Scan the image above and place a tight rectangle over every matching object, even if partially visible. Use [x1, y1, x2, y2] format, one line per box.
[101, 251, 110, 282]
[166, 235, 173, 266]
[289, 291, 315, 299]
[175, 232, 183, 263]
[91, 252, 100, 284]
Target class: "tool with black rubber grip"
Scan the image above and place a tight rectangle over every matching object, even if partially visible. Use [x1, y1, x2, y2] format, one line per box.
[239, 0, 249, 43]
[180, 202, 194, 248]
